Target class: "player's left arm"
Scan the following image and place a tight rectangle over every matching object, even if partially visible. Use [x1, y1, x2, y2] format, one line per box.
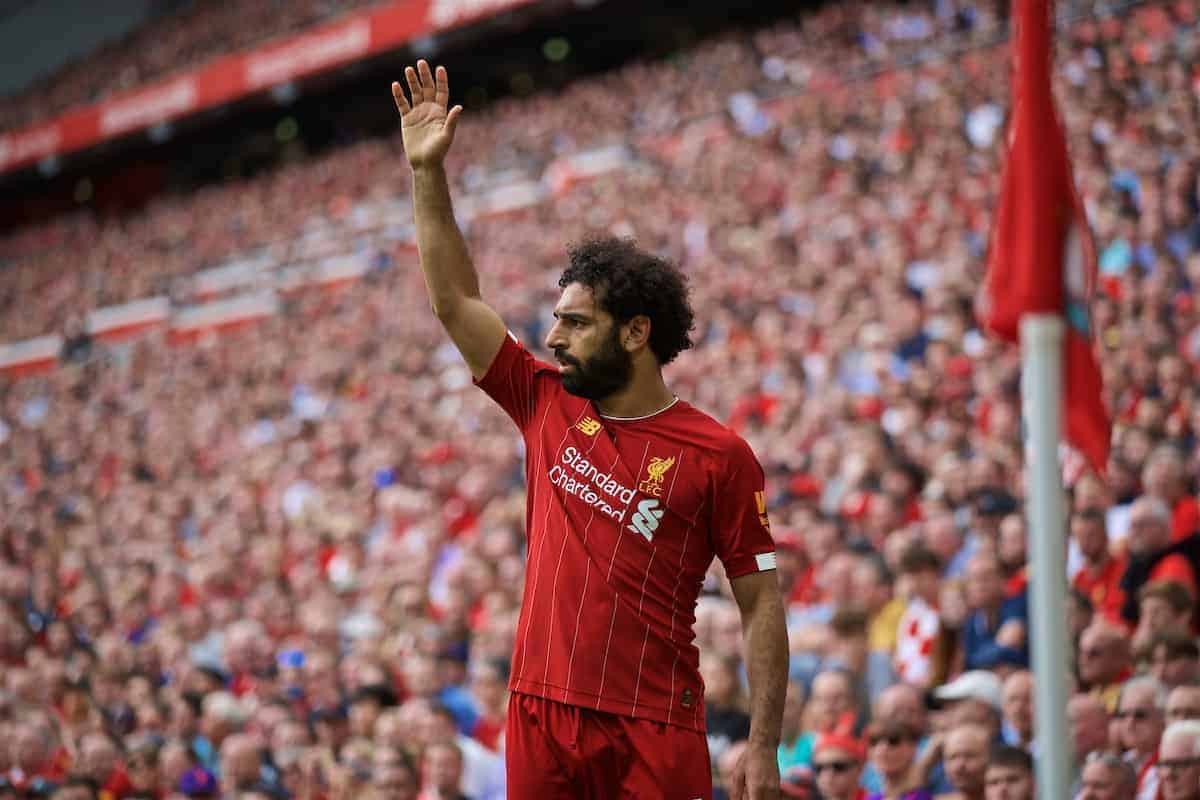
[729, 570, 788, 800]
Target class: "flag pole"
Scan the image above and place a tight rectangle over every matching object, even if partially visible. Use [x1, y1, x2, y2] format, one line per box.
[1020, 313, 1072, 799]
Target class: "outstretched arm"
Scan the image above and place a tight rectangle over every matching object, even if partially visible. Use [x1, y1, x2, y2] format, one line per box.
[728, 570, 787, 800]
[392, 60, 505, 379]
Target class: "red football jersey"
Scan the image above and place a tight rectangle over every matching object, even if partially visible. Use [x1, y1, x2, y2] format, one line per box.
[476, 333, 777, 732]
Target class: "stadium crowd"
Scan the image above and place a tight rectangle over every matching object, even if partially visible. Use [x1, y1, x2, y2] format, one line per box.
[0, 0, 388, 133]
[3, 0, 1200, 798]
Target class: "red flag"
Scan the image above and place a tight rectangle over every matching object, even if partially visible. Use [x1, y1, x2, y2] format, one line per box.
[979, 0, 1110, 473]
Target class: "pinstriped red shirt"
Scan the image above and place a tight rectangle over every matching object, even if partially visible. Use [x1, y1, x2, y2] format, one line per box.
[476, 333, 777, 732]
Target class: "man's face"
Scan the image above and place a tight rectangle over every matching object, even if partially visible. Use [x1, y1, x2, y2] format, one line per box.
[813, 748, 862, 800]
[1159, 734, 1200, 800]
[1155, 650, 1200, 690]
[945, 728, 988, 795]
[1071, 514, 1107, 562]
[1167, 686, 1200, 725]
[1116, 684, 1164, 756]
[965, 557, 1003, 610]
[984, 764, 1034, 800]
[1078, 761, 1126, 800]
[545, 283, 633, 400]
[1127, 509, 1170, 556]
[1002, 674, 1033, 740]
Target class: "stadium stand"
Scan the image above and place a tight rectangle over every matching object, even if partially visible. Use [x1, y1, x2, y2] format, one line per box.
[2, 0, 1200, 798]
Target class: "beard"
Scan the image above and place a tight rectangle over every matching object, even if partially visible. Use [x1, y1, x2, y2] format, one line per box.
[557, 326, 633, 400]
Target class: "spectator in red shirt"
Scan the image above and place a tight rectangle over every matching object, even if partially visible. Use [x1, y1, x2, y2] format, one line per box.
[1072, 509, 1128, 626]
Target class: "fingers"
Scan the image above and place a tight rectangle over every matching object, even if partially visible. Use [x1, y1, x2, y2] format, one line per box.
[435, 65, 450, 108]
[444, 105, 463, 140]
[404, 66, 423, 106]
[391, 81, 410, 114]
[418, 60, 437, 104]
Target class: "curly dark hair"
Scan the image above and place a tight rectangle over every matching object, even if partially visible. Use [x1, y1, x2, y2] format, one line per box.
[558, 237, 695, 365]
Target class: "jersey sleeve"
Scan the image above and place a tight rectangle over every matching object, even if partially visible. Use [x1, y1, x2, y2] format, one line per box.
[474, 331, 555, 432]
[710, 435, 777, 579]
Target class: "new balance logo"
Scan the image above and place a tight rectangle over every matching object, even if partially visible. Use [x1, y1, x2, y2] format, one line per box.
[627, 498, 664, 541]
[575, 416, 602, 436]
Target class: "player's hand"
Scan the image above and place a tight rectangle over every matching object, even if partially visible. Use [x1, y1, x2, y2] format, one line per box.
[391, 59, 462, 169]
[728, 742, 781, 800]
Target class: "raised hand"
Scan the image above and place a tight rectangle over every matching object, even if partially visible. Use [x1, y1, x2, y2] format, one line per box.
[391, 59, 462, 169]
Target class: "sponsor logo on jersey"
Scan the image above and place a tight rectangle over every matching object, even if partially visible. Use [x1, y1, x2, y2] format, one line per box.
[548, 446, 637, 522]
[755, 490, 771, 530]
[639, 455, 676, 497]
[627, 498, 664, 541]
[575, 416, 602, 436]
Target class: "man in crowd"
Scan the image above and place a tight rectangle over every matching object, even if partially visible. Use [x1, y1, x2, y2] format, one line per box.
[1115, 676, 1168, 800]
[1078, 623, 1133, 712]
[1077, 753, 1137, 800]
[1158, 720, 1200, 800]
[983, 746, 1033, 800]
[1150, 632, 1200, 690]
[939, 724, 990, 800]
[1167, 684, 1200, 726]
[1067, 694, 1111, 768]
[1000, 671, 1033, 750]
[961, 554, 1028, 672]
[1072, 509, 1126, 625]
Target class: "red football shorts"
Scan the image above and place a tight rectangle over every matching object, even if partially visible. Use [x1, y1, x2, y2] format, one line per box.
[505, 691, 713, 799]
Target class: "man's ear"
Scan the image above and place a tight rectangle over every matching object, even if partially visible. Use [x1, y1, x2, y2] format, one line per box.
[622, 315, 652, 352]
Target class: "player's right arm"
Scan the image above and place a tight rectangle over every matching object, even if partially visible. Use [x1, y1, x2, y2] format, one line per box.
[392, 60, 505, 380]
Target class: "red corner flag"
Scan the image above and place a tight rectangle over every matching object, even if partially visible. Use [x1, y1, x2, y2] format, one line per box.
[979, 0, 1110, 473]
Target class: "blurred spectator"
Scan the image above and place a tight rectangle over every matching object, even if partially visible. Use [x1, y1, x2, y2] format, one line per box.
[812, 732, 868, 800]
[1166, 685, 1200, 727]
[960, 553, 1027, 672]
[864, 719, 928, 800]
[1158, 720, 1200, 800]
[419, 740, 469, 800]
[1115, 676, 1168, 800]
[1078, 624, 1133, 712]
[982, 745, 1033, 800]
[1149, 632, 1200, 690]
[1071, 509, 1127, 626]
[1068, 693, 1112, 769]
[941, 724, 989, 800]
[1076, 751, 1137, 800]
[999, 671, 1032, 750]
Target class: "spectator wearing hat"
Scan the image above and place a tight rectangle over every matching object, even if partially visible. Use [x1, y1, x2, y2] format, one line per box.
[813, 732, 869, 800]
[1150, 632, 1200, 690]
[865, 720, 930, 800]
[1115, 675, 1168, 800]
[1167, 685, 1200, 726]
[894, 546, 945, 688]
[1078, 623, 1134, 713]
[960, 553, 1027, 672]
[982, 745, 1033, 800]
[1071, 509, 1127, 627]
